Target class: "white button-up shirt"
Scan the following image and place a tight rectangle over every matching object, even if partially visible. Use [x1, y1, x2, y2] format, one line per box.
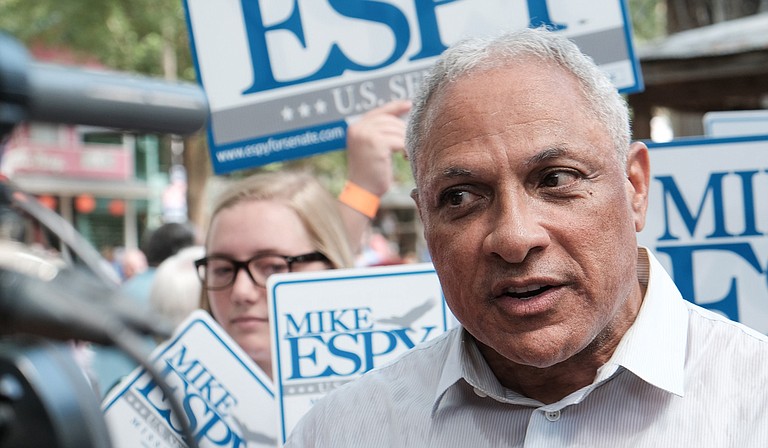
[287, 249, 768, 447]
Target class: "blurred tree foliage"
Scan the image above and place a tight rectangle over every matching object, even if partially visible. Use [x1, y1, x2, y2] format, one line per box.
[629, 0, 667, 42]
[0, 0, 194, 80]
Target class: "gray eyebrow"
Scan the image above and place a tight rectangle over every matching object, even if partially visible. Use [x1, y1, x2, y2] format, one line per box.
[436, 147, 568, 179]
[524, 147, 568, 167]
[441, 167, 474, 178]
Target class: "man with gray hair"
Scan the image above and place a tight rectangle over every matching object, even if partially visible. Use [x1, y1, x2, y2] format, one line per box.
[286, 27, 768, 446]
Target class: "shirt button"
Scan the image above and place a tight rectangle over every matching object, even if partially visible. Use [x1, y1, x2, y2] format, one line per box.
[545, 410, 561, 422]
[473, 387, 488, 398]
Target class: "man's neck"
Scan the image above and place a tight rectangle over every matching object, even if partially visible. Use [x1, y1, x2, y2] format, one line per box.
[477, 329, 627, 404]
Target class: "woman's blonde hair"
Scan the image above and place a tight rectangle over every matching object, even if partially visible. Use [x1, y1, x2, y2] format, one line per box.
[199, 171, 353, 312]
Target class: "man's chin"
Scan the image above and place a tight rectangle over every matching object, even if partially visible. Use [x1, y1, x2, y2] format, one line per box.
[476, 332, 580, 370]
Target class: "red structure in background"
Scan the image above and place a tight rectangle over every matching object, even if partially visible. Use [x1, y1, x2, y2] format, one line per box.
[2, 124, 133, 181]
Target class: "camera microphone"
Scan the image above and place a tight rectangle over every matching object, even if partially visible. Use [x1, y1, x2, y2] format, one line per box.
[0, 31, 209, 137]
[0, 265, 172, 345]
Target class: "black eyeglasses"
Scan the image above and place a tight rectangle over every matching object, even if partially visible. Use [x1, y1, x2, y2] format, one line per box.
[194, 252, 330, 290]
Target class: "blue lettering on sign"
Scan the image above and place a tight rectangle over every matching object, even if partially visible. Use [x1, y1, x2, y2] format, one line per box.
[655, 243, 763, 322]
[526, 0, 566, 30]
[656, 170, 763, 241]
[135, 345, 245, 447]
[653, 170, 768, 323]
[281, 306, 437, 379]
[285, 326, 437, 380]
[240, 0, 567, 94]
[286, 307, 374, 335]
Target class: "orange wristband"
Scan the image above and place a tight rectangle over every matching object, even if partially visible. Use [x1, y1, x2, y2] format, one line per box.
[338, 180, 380, 219]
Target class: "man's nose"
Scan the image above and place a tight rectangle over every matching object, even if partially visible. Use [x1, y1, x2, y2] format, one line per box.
[482, 192, 551, 264]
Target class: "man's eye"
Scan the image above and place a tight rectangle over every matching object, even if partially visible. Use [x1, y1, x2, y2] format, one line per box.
[541, 170, 579, 188]
[439, 189, 478, 208]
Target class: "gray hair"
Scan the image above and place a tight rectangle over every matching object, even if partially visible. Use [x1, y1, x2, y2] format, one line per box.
[150, 245, 206, 329]
[405, 27, 630, 181]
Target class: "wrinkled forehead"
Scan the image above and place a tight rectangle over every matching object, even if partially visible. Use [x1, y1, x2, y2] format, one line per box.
[413, 61, 597, 176]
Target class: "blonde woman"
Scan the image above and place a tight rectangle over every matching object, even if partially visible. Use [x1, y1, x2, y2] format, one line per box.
[196, 100, 410, 377]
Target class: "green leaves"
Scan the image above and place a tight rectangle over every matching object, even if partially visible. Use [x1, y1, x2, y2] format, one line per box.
[0, 0, 193, 80]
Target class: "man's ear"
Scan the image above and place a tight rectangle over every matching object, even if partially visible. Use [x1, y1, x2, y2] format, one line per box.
[626, 141, 650, 232]
[410, 188, 423, 221]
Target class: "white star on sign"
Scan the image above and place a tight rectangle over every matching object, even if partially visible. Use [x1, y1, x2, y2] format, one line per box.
[298, 103, 311, 118]
[314, 99, 327, 115]
[281, 106, 294, 121]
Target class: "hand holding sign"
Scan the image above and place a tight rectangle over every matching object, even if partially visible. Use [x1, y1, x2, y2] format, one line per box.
[346, 99, 412, 197]
[340, 100, 412, 252]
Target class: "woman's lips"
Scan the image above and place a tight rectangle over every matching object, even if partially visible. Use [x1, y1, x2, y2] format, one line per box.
[231, 315, 268, 330]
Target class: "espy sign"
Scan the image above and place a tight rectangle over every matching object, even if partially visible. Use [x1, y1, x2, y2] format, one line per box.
[638, 135, 768, 335]
[183, 0, 643, 173]
[267, 262, 454, 445]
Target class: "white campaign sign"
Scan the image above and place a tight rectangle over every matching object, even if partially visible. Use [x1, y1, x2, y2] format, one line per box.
[703, 110, 768, 138]
[182, 0, 643, 173]
[267, 262, 454, 445]
[638, 135, 768, 335]
[102, 311, 276, 448]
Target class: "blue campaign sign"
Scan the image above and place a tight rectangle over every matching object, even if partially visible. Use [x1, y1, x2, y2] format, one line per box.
[183, 0, 643, 174]
[102, 311, 277, 448]
[638, 135, 768, 335]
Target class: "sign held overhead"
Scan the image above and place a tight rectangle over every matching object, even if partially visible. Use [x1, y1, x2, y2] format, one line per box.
[183, 0, 643, 173]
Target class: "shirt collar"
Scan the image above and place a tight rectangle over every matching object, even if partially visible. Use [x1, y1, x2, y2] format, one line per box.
[432, 327, 513, 414]
[432, 327, 469, 414]
[432, 247, 688, 413]
[599, 247, 687, 397]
